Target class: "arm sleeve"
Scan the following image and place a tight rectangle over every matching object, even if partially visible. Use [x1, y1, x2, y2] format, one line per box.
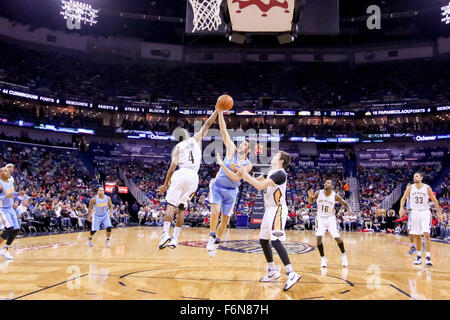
[269, 170, 286, 185]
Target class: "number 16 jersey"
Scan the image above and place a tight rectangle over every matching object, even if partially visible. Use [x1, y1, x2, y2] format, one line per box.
[316, 189, 336, 218]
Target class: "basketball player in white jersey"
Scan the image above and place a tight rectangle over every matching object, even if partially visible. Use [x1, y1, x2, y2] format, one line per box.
[307, 180, 351, 268]
[238, 151, 301, 291]
[157, 110, 218, 250]
[400, 172, 443, 266]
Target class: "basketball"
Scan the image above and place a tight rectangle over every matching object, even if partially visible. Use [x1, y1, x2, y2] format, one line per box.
[216, 94, 234, 111]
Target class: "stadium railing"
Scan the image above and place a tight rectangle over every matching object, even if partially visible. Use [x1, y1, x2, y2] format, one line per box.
[119, 167, 151, 206]
[378, 183, 403, 211]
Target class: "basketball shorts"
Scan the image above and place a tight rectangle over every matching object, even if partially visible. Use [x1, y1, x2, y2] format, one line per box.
[408, 209, 431, 235]
[92, 213, 112, 232]
[165, 168, 199, 209]
[315, 215, 340, 238]
[208, 179, 239, 217]
[0, 207, 20, 230]
[260, 205, 288, 241]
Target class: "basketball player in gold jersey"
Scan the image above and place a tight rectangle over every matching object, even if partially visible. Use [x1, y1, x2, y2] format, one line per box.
[399, 172, 443, 266]
[307, 180, 351, 268]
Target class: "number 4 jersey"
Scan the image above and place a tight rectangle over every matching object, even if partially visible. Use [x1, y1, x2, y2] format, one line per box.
[316, 189, 336, 217]
[177, 137, 201, 173]
[410, 183, 430, 211]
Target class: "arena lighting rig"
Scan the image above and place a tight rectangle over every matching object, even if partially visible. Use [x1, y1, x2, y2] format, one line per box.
[60, 0, 99, 30]
[442, 2, 450, 24]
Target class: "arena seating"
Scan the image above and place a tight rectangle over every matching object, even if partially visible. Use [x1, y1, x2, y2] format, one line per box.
[2, 40, 450, 108]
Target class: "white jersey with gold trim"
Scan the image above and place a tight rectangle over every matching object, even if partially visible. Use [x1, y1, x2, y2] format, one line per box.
[263, 169, 287, 207]
[410, 183, 429, 211]
[316, 189, 336, 218]
[176, 137, 201, 173]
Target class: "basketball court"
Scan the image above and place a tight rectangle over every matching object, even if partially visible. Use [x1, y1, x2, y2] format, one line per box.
[1, 227, 448, 300]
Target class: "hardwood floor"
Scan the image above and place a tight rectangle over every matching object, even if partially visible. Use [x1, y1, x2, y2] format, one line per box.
[0, 226, 448, 300]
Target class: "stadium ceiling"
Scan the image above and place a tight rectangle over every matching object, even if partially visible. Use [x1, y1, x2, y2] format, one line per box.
[0, 0, 448, 46]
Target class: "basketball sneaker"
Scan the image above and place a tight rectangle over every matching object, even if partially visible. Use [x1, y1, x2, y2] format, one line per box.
[407, 245, 416, 255]
[88, 238, 94, 247]
[206, 236, 215, 251]
[260, 267, 281, 282]
[0, 248, 13, 260]
[321, 256, 327, 268]
[105, 239, 111, 248]
[425, 256, 432, 267]
[208, 243, 219, 257]
[158, 233, 171, 250]
[284, 272, 301, 291]
[413, 255, 422, 265]
[342, 253, 349, 267]
[167, 238, 177, 249]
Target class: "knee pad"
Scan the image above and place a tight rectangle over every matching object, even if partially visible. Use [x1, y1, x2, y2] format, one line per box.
[178, 203, 186, 211]
[90, 231, 96, 236]
[106, 227, 112, 232]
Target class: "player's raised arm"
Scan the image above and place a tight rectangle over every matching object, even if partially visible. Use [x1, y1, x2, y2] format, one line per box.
[157, 146, 180, 194]
[238, 167, 276, 191]
[193, 109, 218, 144]
[307, 190, 319, 204]
[218, 111, 236, 159]
[399, 185, 412, 217]
[335, 193, 352, 214]
[427, 185, 443, 221]
[215, 153, 241, 182]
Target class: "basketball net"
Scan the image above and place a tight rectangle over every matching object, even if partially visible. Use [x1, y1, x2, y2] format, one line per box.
[189, 0, 222, 32]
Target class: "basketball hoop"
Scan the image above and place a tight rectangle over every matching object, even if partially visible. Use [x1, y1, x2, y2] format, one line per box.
[188, 0, 222, 32]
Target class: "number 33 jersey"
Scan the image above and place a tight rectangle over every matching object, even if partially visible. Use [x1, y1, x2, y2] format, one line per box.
[410, 183, 430, 211]
[316, 189, 336, 217]
[177, 137, 201, 173]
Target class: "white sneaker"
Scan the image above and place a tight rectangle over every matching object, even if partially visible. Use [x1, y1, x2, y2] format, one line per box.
[167, 238, 177, 249]
[341, 268, 349, 280]
[0, 250, 13, 260]
[208, 243, 219, 257]
[158, 233, 171, 250]
[284, 272, 301, 291]
[206, 236, 216, 251]
[321, 256, 328, 268]
[105, 240, 111, 248]
[260, 267, 281, 282]
[342, 253, 348, 267]
[425, 257, 432, 267]
[414, 256, 422, 265]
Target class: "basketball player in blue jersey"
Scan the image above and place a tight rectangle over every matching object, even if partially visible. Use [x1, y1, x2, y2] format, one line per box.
[0, 167, 20, 260]
[87, 187, 114, 248]
[207, 110, 252, 257]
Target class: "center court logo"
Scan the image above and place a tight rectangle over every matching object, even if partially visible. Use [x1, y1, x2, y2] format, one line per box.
[180, 239, 314, 254]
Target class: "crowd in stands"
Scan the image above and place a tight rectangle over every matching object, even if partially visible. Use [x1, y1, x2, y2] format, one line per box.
[358, 164, 443, 215]
[2, 40, 450, 110]
[0, 140, 131, 236]
[0, 135, 448, 240]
